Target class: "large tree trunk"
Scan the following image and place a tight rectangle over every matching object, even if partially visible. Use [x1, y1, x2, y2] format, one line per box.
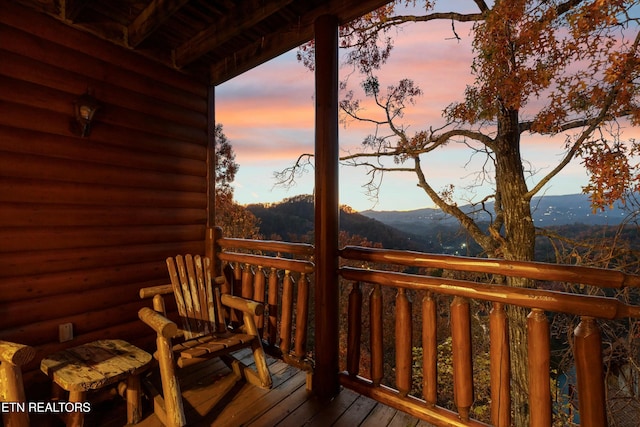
[494, 107, 536, 426]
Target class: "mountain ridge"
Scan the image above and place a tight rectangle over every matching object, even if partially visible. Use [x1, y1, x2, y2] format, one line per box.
[245, 193, 637, 258]
[361, 193, 632, 230]
[245, 195, 427, 251]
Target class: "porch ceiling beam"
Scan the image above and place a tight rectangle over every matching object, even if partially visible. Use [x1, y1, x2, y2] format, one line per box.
[62, 0, 90, 21]
[14, 0, 392, 83]
[13, 0, 58, 15]
[128, 0, 191, 48]
[174, 0, 295, 69]
[210, 0, 390, 85]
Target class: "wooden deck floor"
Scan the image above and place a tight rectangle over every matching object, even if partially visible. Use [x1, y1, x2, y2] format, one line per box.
[37, 350, 434, 427]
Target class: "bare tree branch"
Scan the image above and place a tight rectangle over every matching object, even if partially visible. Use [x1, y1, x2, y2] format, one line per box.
[413, 155, 500, 255]
[339, 12, 484, 47]
[273, 153, 313, 189]
[472, 0, 490, 13]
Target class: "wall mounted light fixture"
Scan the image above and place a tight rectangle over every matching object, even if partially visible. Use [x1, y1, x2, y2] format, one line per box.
[72, 90, 101, 137]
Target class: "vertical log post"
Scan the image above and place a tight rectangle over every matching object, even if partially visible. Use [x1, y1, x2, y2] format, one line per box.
[253, 267, 266, 337]
[267, 268, 279, 346]
[230, 262, 242, 326]
[313, 13, 340, 399]
[295, 273, 309, 359]
[241, 264, 254, 300]
[422, 291, 437, 406]
[211, 227, 224, 283]
[451, 296, 473, 421]
[280, 271, 294, 354]
[232, 262, 242, 296]
[347, 282, 363, 376]
[222, 263, 233, 295]
[490, 302, 511, 427]
[370, 284, 384, 386]
[205, 86, 216, 262]
[395, 288, 412, 396]
[574, 316, 607, 427]
[527, 308, 551, 427]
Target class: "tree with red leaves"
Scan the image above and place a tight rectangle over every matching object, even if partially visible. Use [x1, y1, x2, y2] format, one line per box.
[284, 1, 640, 423]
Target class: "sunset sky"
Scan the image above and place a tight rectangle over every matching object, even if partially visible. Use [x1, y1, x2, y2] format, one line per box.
[216, 9, 638, 213]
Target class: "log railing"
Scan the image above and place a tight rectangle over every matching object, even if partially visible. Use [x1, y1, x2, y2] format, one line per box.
[338, 246, 640, 427]
[212, 230, 315, 379]
[209, 233, 640, 424]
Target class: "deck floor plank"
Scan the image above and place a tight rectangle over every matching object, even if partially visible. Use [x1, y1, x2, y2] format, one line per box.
[63, 352, 430, 427]
[246, 373, 313, 427]
[332, 393, 378, 427]
[387, 409, 421, 427]
[303, 387, 360, 427]
[359, 402, 400, 427]
[211, 363, 305, 427]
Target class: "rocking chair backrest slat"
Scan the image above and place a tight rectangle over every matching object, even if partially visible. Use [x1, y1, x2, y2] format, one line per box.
[196, 255, 216, 335]
[167, 254, 226, 340]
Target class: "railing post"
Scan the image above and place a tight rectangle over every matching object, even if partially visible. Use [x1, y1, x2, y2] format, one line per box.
[210, 227, 223, 277]
[451, 296, 473, 421]
[347, 282, 362, 376]
[280, 271, 294, 354]
[395, 288, 412, 396]
[294, 273, 309, 359]
[253, 266, 266, 337]
[422, 291, 437, 406]
[527, 308, 551, 427]
[267, 268, 279, 346]
[574, 316, 607, 427]
[490, 302, 511, 426]
[241, 263, 254, 300]
[370, 284, 384, 386]
[230, 261, 242, 325]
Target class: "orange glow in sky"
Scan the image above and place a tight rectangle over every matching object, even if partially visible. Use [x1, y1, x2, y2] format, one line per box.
[216, 15, 639, 212]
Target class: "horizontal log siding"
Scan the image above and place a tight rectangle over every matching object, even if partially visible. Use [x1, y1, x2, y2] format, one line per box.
[0, 1, 209, 380]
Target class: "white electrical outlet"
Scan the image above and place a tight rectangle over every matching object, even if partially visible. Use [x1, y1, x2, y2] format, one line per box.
[59, 323, 73, 342]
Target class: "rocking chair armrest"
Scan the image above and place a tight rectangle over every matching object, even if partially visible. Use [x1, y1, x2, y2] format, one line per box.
[138, 307, 178, 338]
[139, 284, 173, 299]
[0, 340, 35, 367]
[221, 294, 264, 316]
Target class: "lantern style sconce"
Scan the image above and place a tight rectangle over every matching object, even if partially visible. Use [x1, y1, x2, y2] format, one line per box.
[72, 90, 101, 137]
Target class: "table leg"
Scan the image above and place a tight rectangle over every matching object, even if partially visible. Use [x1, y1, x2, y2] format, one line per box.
[127, 374, 142, 424]
[51, 382, 66, 401]
[67, 390, 86, 427]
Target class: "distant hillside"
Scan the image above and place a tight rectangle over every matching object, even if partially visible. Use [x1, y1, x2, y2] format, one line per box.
[245, 193, 638, 258]
[246, 195, 427, 251]
[362, 193, 634, 237]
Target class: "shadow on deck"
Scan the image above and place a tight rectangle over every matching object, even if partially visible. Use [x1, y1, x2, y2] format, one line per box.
[33, 349, 434, 427]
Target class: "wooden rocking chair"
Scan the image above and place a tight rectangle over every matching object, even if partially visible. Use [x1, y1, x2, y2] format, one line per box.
[139, 254, 272, 427]
[0, 340, 35, 427]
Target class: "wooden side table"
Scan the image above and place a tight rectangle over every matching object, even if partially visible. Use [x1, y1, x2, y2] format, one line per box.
[40, 339, 152, 427]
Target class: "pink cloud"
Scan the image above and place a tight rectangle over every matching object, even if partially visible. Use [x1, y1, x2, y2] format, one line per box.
[217, 12, 639, 211]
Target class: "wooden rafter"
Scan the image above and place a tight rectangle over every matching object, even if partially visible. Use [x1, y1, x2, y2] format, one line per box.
[174, 0, 295, 69]
[61, 0, 90, 21]
[10, 0, 392, 83]
[209, 0, 392, 84]
[128, 0, 191, 48]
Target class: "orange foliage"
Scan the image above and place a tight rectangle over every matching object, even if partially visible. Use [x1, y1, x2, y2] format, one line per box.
[582, 142, 640, 211]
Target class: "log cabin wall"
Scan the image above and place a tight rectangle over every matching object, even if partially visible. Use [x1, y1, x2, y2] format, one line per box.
[0, 1, 209, 384]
